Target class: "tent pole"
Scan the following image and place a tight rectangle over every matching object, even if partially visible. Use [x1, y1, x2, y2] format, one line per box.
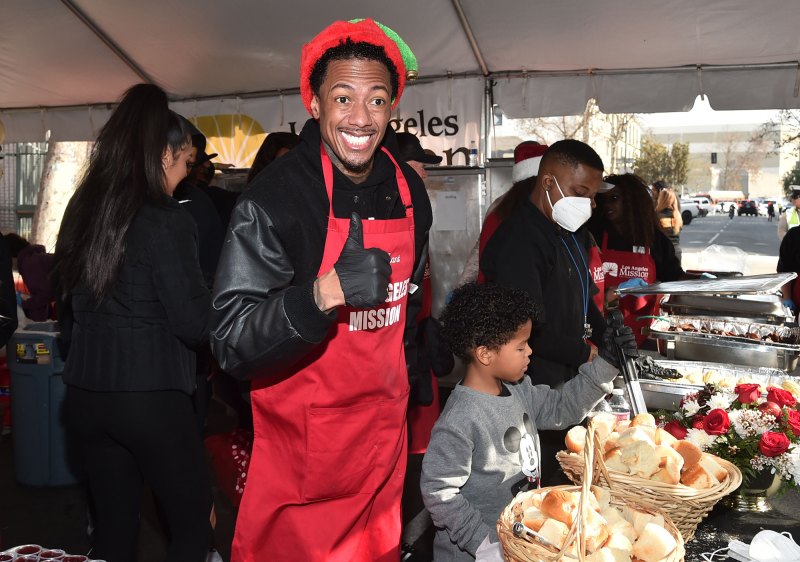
[450, 0, 489, 77]
[59, 0, 155, 85]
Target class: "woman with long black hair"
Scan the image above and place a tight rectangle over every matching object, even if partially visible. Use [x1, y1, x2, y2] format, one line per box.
[53, 83, 212, 562]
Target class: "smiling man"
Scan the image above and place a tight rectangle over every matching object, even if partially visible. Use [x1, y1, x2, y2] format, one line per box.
[480, 139, 613, 485]
[209, 19, 432, 562]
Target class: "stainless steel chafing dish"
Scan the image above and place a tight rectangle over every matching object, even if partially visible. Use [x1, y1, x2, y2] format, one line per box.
[636, 358, 787, 410]
[649, 317, 800, 371]
[618, 273, 800, 372]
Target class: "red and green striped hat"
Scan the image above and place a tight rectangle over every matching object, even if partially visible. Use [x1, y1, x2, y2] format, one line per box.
[300, 18, 418, 115]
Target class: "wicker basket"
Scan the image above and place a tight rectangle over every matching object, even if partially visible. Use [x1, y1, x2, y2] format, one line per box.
[556, 423, 742, 542]
[498, 426, 685, 562]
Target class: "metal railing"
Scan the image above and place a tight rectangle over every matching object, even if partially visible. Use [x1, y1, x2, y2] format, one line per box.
[0, 142, 48, 238]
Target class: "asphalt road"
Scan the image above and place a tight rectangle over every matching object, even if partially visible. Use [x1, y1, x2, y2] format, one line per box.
[681, 212, 780, 257]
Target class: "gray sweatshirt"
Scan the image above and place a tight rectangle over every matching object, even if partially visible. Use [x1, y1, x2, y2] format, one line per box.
[420, 357, 618, 561]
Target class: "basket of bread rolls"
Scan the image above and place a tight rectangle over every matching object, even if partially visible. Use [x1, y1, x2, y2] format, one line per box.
[556, 412, 742, 542]
[498, 423, 684, 562]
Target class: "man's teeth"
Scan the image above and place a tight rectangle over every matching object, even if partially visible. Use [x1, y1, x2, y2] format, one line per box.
[342, 132, 370, 146]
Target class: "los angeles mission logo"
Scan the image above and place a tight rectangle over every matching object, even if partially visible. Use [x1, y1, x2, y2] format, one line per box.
[349, 277, 410, 331]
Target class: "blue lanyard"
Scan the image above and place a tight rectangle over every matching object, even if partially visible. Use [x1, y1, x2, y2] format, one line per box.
[559, 234, 590, 338]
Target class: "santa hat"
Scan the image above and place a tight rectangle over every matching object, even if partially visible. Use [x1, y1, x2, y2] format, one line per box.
[511, 141, 548, 183]
[300, 18, 418, 115]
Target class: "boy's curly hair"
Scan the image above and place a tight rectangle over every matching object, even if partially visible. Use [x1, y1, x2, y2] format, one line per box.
[440, 283, 539, 363]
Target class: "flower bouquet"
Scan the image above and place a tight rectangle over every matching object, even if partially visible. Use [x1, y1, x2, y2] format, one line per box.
[660, 383, 800, 492]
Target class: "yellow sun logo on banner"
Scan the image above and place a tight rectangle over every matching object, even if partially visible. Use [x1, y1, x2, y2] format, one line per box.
[189, 114, 266, 168]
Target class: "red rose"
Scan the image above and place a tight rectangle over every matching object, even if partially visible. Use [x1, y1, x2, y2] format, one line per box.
[758, 431, 791, 457]
[691, 415, 706, 429]
[767, 387, 797, 409]
[786, 410, 800, 436]
[664, 420, 688, 440]
[735, 383, 760, 404]
[703, 409, 731, 436]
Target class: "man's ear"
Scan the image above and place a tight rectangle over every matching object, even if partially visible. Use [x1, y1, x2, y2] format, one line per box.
[475, 345, 493, 367]
[310, 95, 321, 119]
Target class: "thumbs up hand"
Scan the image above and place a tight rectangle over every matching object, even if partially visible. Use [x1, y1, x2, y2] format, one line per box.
[334, 213, 392, 308]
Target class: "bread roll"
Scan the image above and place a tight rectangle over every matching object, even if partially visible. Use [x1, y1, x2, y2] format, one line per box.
[651, 445, 684, 485]
[566, 425, 587, 453]
[699, 453, 728, 482]
[604, 447, 630, 474]
[616, 427, 655, 449]
[592, 485, 611, 511]
[620, 440, 660, 478]
[604, 431, 620, 453]
[630, 412, 657, 428]
[672, 440, 703, 467]
[655, 427, 678, 447]
[605, 531, 633, 555]
[621, 505, 657, 535]
[585, 508, 610, 553]
[681, 462, 720, 489]
[540, 490, 578, 527]
[632, 522, 677, 562]
[522, 506, 546, 532]
[537, 518, 569, 549]
[592, 412, 616, 443]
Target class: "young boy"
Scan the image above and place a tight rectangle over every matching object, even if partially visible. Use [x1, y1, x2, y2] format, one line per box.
[420, 283, 636, 561]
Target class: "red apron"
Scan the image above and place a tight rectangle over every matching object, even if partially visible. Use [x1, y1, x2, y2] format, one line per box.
[600, 232, 658, 346]
[231, 145, 415, 562]
[588, 245, 605, 312]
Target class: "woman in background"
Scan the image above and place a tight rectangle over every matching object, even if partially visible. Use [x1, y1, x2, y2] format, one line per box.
[53, 84, 212, 562]
[589, 174, 684, 346]
[246, 131, 300, 184]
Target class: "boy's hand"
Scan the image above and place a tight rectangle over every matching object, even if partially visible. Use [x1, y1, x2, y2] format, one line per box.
[598, 317, 637, 368]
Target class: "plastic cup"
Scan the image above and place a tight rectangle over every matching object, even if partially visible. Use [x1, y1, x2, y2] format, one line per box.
[40, 549, 66, 560]
[17, 557, 39, 562]
[63, 557, 90, 562]
[13, 545, 42, 556]
[0, 554, 14, 562]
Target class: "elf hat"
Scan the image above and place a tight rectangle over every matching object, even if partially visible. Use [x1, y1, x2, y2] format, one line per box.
[511, 141, 548, 183]
[300, 18, 418, 115]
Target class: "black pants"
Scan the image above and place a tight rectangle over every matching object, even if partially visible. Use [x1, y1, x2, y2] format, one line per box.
[66, 386, 212, 562]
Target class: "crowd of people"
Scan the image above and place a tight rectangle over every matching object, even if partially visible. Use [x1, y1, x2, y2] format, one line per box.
[9, 14, 788, 562]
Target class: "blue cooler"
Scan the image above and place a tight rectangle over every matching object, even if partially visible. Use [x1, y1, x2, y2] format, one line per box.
[9, 321, 78, 486]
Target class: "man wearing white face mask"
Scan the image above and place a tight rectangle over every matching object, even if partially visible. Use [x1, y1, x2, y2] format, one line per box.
[480, 139, 614, 484]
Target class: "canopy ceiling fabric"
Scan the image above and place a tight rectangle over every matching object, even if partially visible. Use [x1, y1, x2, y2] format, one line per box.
[2, 0, 800, 140]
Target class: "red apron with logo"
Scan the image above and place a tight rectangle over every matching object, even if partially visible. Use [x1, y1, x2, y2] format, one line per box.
[600, 232, 658, 346]
[588, 245, 605, 312]
[230, 145, 415, 562]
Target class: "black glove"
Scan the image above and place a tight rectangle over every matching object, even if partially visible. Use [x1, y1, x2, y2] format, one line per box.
[334, 213, 392, 308]
[598, 312, 638, 368]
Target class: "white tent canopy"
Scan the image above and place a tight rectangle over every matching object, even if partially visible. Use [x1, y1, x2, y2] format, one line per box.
[3, 0, 800, 142]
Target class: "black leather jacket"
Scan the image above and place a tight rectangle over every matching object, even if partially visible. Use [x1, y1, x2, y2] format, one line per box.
[210, 119, 432, 380]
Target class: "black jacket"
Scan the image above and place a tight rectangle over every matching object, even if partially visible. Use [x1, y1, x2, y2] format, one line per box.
[62, 198, 211, 395]
[480, 198, 605, 387]
[210, 119, 432, 380]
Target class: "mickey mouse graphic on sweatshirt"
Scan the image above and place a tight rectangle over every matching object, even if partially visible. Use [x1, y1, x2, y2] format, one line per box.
[420, 359, 617, 562]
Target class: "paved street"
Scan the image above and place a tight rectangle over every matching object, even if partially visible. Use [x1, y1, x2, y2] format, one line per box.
[680, 213, 781, 275]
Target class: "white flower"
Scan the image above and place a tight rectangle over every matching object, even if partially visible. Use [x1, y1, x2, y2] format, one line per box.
[730, 409, 776, 438]
[707, 392, 736, 411]
[685, 428, 717, 450]
[683, 399, 701, 417]
[786, 444, 800, 484]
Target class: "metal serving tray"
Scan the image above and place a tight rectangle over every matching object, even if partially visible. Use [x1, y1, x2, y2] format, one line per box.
[617, 272, 796, 297]
[659, 294, 792, 325]
[650, 318, 800, 371]
[637, 359, 785, 410]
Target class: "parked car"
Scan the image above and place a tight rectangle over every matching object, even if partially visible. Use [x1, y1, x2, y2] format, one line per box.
[738, 200, 758, 216]
[679, 198, 701, 224]
[690, 196, 711, 216]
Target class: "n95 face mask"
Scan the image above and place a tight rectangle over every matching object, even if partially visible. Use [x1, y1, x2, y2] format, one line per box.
[545, 175, 592, 232]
